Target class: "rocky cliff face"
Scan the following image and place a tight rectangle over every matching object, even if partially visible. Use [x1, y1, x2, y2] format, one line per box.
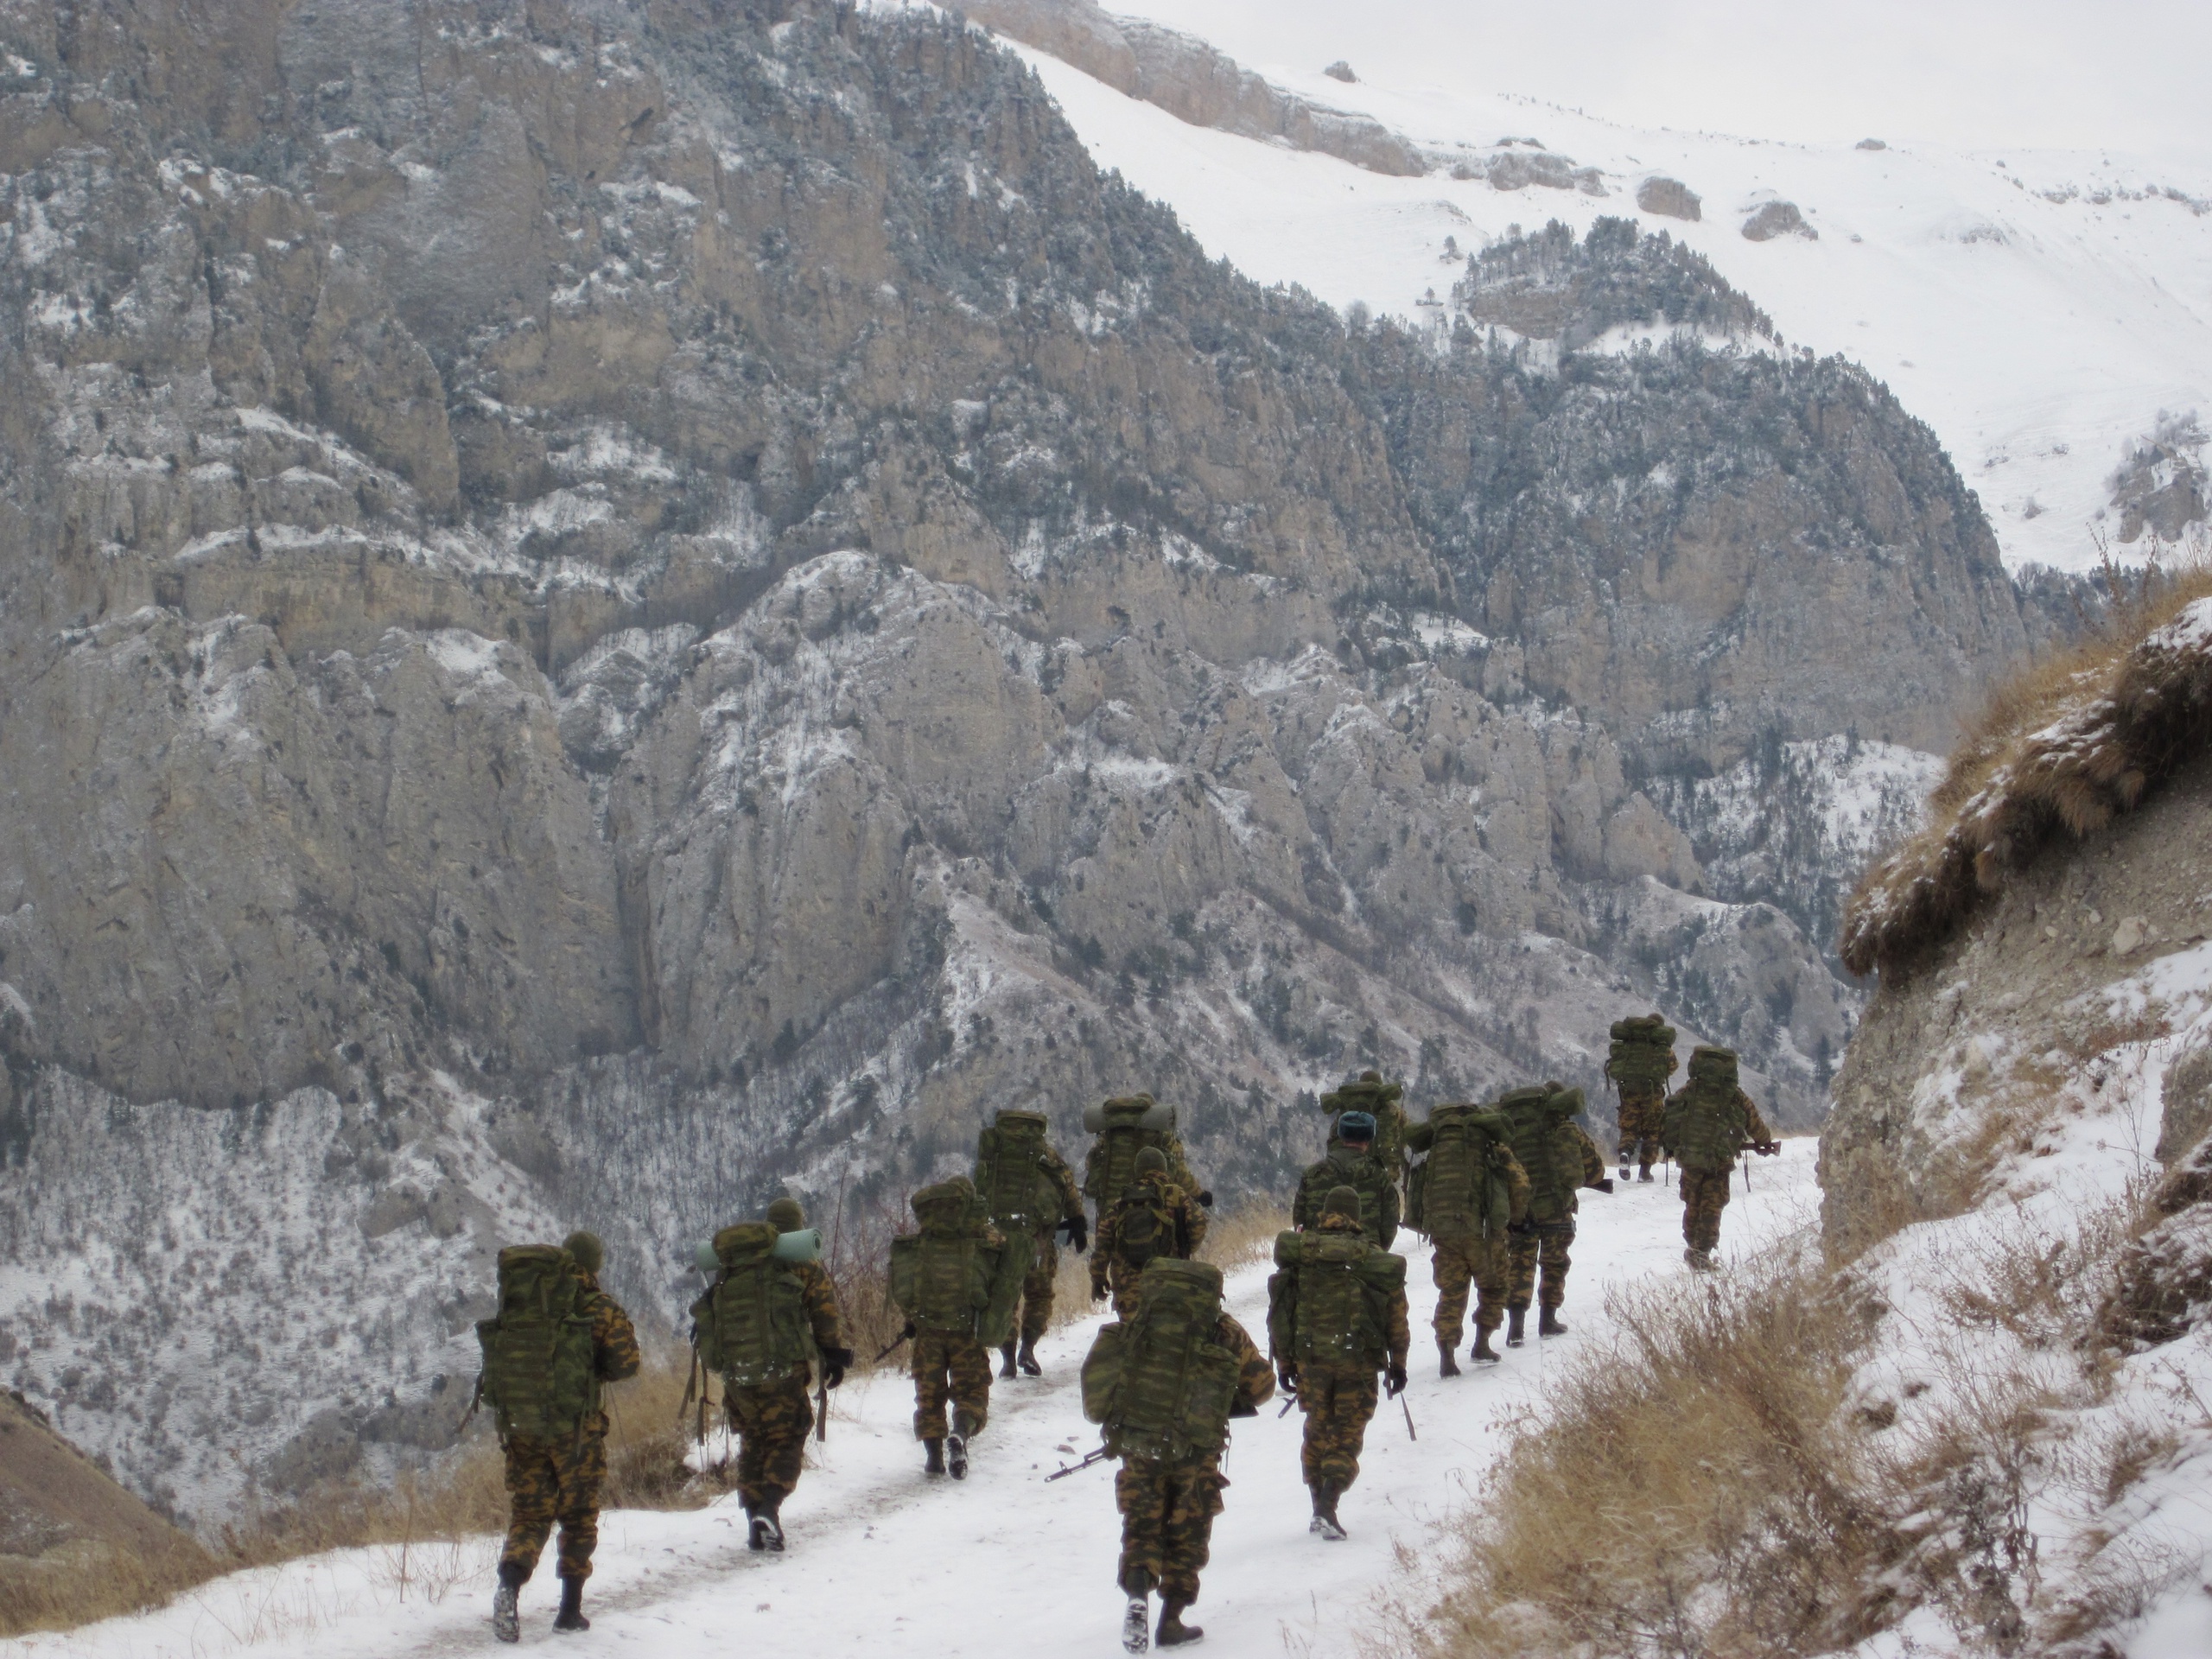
[0, 0, 2034, 1518]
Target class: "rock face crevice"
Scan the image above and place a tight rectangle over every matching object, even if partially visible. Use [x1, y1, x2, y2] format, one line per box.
[0, 0, 2036, 1515]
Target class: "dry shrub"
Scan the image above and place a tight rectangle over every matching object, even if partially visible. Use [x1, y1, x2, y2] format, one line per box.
[1420, 1244, 1887, 1659]
[0, 1534, 218, 1639]
[1842, 537, 2212, 982]
[1197, 1200, 1293, 1270]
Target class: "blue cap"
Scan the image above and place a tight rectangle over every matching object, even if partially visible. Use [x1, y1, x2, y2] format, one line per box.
[1336, 1110, 1377, 1141]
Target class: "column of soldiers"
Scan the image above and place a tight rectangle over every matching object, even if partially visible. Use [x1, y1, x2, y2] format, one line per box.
[472, 1024, 1774, 1646]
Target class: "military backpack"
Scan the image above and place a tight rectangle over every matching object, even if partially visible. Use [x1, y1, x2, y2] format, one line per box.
[1607, 1014, 1679, 1093]
[889, 1181, 1028, 1345]
[1501, 1084, 1586, 1227]
[690, 1222, 815, 1390]
[1107, 1178, 1188, 1274]
[1407, 1103, 1516, 1241]
[476, 1244, 599, 1441]
[1300, 1148, 1402, 1249]
[1319, 1074, 1407, 1172]
[1081, 1258, 1239, 1462]
[1662, 1046, 1750, 1170]
[1081, 1096, 1195, 1205]
[1268, 1230, 1405, 1370]
[973, 1109, 1062, 1235]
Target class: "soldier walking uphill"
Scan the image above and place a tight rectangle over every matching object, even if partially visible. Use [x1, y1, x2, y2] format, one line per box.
[1081, 1258, 1274, 1652]
[1292, 1110, 1402, 1249]
[1268, 1186, 1409, 1541]
[1405, 1103, 1529, 1372]
[475, 1230, 640, 1643]
[888, 1176, 1027, 1478]
[1092, 1146, 1209, 1318]
[689, 1198, 853, 1553]
[1497, 1084, 1612, 1343]
[1661, 1046, 1778, 1270]
[972, 1109, 1088, 1377]
[1608, 1014, 1679, 1181]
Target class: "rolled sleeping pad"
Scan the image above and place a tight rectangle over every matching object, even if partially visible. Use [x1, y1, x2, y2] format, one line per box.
[1081, 1098, 1176, 1133]
[772, 1226, 823, 1263]
[695, 1240, 721, 1274]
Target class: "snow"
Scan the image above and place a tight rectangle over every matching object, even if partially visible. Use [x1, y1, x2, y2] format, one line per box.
[7, 1155, 1822, 1659]
[958, 6, 2212, 572]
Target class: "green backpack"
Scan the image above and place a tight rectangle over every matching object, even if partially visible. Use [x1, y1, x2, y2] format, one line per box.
[1081, 1258, 1240, 1462]
[1107, 1177, 1188, 1274]
[1320, 1075, 1408, 1172]
[1268, 1230, 1406, 1370]
[690, 1223, 815, 1390]
[1300, 1149, 1402, 1249]
[1082, 1096, 1195, 1205]
[1662, 1047, 1750, 1169]
[1408, 1104, 1516, 1241]
[1608, 1015, 1679, 1092]
[973, 1110, 1061, 1234]
[476, 1245, 599, 1441]
[1501, 1085, 1586, 1226]
[889, 1180, 1029, 1344]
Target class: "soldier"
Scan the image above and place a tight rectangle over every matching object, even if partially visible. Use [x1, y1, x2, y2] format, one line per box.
[690, 1198, 854, 1553]
[888, 1176, 1026, 1478]
[1293, 1110, 1402, 1250]
[1607, 1013, 1679, 1181]
[1661, 1045, 1778, 1269]
[479, 1230, 641, 1642]
[1268, 1185, 1410, 1541]
[1091, 1146, 1208, 1317]
[1497, 1085, 1613, 1344]
[971, 1108, 1089, 1377]
[1081, 1258, 1274, 1651]
[1404, 1102, 1529, 1372]
[1083, 1094, 1205, 1236]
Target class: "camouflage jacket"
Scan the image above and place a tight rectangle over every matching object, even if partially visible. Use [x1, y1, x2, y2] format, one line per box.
[1038, 1143, 1086, 1234]
[1090, 1173, 1208, 1291]
[576, 1269, 643, 1387]
[788, 1259, 849, 1356]
[1218, 1313, 1275, 1418]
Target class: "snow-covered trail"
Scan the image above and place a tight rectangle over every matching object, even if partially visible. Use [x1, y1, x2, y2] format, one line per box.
[10, 1152, 1820, 1659]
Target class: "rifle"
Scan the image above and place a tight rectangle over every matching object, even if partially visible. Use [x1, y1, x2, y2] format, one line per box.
[1401, 1393, 1418, 1442]
[813, 1369, 830, 1443]
[874, 1327, 912, 1363]
[1046, 1446, 1113, 1482]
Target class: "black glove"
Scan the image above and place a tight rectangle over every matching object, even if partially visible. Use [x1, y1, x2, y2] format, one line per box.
[901, 1319, 917, 1340]
[1384, 1363, 1408, 1398]
[820, 1346, 855, 1389]
[1755, 1141, 1782, 1157]
[1277, 1364, 1299, 1395]
[1592, 1178, 1615, 1194]
[1197, 1189, 1215, 1209]
[1060, 1214, 1090, 1255]
[1229, 1398, 1258, 1419]
[1506, 1217, 1535, 1236]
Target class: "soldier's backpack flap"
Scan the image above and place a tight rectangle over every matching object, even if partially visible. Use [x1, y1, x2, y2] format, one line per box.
[714, 1222, 779, 1268]
[977, 1228, 1031, 1348]
[1083, 1095, 1174, 1133]
[1080, 1319, 1130, 1425]
[1688, 1046, 1739, 1089]
[1112, 1179, 1183, 1271]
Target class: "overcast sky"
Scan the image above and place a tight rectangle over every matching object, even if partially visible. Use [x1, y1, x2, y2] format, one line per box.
[1117, 0, 2212, 159]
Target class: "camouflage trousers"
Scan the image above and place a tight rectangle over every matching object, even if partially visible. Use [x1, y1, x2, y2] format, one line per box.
[1617, 1087, 1665, 1171]
[1505, 1226, 1574, 1311]
[1295, 1362, 1378, 1495]
[1430, 1233, 1510, 1343]
[723, 1368, 813, 1511]
[1116, 1452, 1227, 1605]
[499, 1416, 608, 1581]
[910, 1327, 992, 1441]
[1016, 1235, 1060, 1345]
[1680, 1166, 1732, 1253]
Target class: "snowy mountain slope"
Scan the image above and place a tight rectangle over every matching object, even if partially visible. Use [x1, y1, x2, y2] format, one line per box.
[0, 1155, 1821, 1659]
[958, 2, 2212, 573]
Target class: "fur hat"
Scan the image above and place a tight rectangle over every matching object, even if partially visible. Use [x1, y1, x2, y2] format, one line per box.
[563, 1230, 605, 1274]
[1335, 1110, 1377, 1144]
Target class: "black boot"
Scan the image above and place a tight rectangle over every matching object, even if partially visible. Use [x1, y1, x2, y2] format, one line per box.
[948, 1411, 975, 1479]
[553, 1574, 588, 1632]
[1471, 1327, 1501, 1363]
[492, 1562, 527, 1643]
[1310, 1485, 1346, 1541]
[1639, 1166, 1655, 1182]
[1437, 1338, 1460, 1378]
[1505, 1307, 1527, 1347]
[924, 1437, 946, 1475]
[1538, 1306, 1567, 1337]
[1158, 1598, 1205, 1646]
[999, 1341, 1018, 1379]
[1017, 1339, 1042, 1377]
[747, 1502, 785, 1554]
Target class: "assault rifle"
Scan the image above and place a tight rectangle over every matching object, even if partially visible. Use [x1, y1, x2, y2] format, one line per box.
[1046, 1446, 1113, 1482]
[874, 1325, 914, 1364]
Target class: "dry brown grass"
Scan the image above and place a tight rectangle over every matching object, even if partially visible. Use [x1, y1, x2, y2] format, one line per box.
[0, 1534, 219, 1639]
[1842, 536, 2212, 981]
[1196, 1200, 1294, 1270]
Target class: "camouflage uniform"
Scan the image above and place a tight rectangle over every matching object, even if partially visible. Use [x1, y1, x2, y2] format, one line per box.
[911, 1326, 995, 1441]
[1090, 1172, 1208, 1317]
[1614, 1084, 1666, 1174]
[1287, 1214, 1410, 1497]
[1429, 1150, 1531, 1345]
[1505, 1122, 1606, 1313]
[722, 1258, 846, 1513]
[499, 1269, 641, 1582]
[1016, 1149, 1087, 1344]
[1115, 1314, 1274, 1605]
[1673, 1093, 1773, 1254]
